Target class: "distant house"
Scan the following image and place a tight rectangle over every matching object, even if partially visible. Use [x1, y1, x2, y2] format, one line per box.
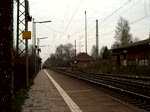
[111, 38, 150, 68]
[71, 52, 95, 69]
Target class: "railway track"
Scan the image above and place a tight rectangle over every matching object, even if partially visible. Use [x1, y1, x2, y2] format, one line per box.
[51, 68, 150, 112]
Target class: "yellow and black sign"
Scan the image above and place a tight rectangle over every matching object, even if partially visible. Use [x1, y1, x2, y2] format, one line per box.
[22, 31, 31, 39]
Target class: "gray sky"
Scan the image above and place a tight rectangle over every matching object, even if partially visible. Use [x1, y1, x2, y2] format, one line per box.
[14, 0, 150, 62]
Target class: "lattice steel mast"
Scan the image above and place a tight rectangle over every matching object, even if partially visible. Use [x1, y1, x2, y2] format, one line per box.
[16, 0, 31, 55]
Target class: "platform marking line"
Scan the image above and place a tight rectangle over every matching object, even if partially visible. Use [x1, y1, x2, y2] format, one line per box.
[44, 70, 83, 112]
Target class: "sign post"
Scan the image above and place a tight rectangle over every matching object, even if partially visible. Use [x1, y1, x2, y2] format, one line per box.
[22, 31, 31, 87]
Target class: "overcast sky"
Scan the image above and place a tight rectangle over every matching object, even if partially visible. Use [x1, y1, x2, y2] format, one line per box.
[14, 0, 150, 62]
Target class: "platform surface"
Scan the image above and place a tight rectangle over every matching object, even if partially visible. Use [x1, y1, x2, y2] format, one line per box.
[22, 69, 143, 112]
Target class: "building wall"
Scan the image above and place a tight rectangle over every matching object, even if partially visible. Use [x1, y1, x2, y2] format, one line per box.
[112, 44, 150, 67]
[72, 60, 95, 69]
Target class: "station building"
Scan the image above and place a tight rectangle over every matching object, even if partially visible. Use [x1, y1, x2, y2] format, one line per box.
[111, 38, 150, 68]
[71, 52, 95, 69]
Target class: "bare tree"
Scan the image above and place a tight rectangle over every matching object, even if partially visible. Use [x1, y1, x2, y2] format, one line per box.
[133, 37, 139, 42]
[49, 43, 75, 67]
[113, 17, 132, 48]
[111, 41, 120, 49]
[100, 46, 105, 59]
[55, 44, 64, 61]
[90, 45, 97, 59]
[64, 43, 74, 61]
[100, 46, 110, 60]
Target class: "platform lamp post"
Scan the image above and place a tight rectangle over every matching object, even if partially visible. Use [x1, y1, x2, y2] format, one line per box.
[38, 45, 51, 69]
[36, 37, 48, 71]
[32, 19, 51, 74]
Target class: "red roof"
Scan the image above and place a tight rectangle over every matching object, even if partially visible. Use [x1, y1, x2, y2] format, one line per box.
[72, 52, 95, 62]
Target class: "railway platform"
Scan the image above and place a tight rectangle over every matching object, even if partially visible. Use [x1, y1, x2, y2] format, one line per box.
[22, 69, 143, 112]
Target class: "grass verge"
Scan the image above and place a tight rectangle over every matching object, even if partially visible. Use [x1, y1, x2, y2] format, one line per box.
[13, 74, 36, 112]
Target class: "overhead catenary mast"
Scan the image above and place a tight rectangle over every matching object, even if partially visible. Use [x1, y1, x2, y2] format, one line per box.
[17, 0, 32, 87]
[96, 19, 99, 58]
[85, 11, 87, 54]
[75, 40, 76, 56]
